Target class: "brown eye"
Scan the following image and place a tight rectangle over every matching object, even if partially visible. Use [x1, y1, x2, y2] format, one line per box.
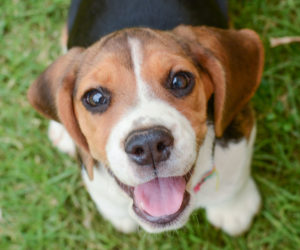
[82, 87, 111, 113]
[171, 74, 189, 89]
[166, 71, 195, 98]
[87, 91, 107, 106]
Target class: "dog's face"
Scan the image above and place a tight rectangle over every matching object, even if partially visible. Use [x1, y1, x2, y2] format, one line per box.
[28, 26, 264, 232]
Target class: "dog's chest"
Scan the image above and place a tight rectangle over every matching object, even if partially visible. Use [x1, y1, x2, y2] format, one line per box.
[191, 125, 256, 207]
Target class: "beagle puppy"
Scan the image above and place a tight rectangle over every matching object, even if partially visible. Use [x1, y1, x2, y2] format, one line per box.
[27, 0, 264, 235]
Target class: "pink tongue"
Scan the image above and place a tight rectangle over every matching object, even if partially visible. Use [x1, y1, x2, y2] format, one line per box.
[134, 177, 186, 217]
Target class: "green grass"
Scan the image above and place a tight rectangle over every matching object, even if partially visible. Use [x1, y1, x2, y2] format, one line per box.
[1, 0, 299, 249]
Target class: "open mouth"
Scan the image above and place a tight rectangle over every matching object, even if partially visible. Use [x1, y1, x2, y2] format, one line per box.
[109, 169, 193, 225]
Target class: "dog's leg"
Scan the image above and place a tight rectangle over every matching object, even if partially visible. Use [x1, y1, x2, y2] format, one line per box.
[82, 166, 138, 233]
[205, 177, 261, 236]
[48, 120, 76, 156]
[202, 124, 261, 236]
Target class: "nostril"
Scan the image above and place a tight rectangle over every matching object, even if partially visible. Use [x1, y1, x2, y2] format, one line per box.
[134, 147, 144, 156]
[157, 142, 166, 152]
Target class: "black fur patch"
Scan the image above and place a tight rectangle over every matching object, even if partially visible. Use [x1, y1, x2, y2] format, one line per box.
[207, 96, 247, 147]
[67, 0, 228, 48]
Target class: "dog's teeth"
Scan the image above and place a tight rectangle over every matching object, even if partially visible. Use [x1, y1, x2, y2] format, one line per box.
[140, 202, 144, 209]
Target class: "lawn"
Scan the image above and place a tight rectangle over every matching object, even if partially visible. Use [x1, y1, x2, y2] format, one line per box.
[0, 0, 299, 249]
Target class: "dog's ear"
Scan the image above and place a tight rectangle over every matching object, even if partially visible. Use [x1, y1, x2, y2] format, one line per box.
[172, 26, 264, 137]
[28, 47, 94, 178]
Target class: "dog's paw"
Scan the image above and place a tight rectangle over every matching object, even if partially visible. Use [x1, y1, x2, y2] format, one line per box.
[111, 217, 138, 234]
[48, 120, 76, 156]
[206, 178, 261, 236]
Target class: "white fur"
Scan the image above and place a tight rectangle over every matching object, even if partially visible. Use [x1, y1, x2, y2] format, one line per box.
[82, 165, 138, 233]
[206, 177, 261, 235]
[128, 38, 150, 101]
[201, 125, 261, 235]
[48, 120, 76, 156]
[193, 124, 257, 207]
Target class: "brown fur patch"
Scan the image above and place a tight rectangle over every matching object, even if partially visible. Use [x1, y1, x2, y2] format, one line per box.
[139, 40, 209, 144]
[74, 40, 137, 162]
[172, 26, 264, 137]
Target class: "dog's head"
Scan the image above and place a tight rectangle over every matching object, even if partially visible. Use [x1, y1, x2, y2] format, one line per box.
[28, 25, 264, 232]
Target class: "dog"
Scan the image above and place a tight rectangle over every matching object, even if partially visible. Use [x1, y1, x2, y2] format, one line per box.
[27, 0, 264, 235]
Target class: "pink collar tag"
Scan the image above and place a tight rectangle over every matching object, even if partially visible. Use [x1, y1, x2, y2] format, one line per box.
[193, 165, 218, 193]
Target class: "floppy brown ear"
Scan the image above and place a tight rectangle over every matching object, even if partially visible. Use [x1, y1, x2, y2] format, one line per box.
[173, 26, 264, 137]
[27, 47, 90, 155]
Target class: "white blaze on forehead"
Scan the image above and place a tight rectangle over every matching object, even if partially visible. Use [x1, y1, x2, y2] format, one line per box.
[128, 37, 152, 101]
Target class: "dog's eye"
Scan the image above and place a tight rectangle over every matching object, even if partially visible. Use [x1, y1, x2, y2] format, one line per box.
[166, 71, 195, 98]
[82, 88, 111, 113]
[172, 73, 189, 89]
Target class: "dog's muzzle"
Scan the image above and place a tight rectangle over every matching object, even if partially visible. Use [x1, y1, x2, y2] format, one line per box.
[117, 126, 191, 222]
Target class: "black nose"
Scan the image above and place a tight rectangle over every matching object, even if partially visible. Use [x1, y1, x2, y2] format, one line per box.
[124, 127, 174, 166]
